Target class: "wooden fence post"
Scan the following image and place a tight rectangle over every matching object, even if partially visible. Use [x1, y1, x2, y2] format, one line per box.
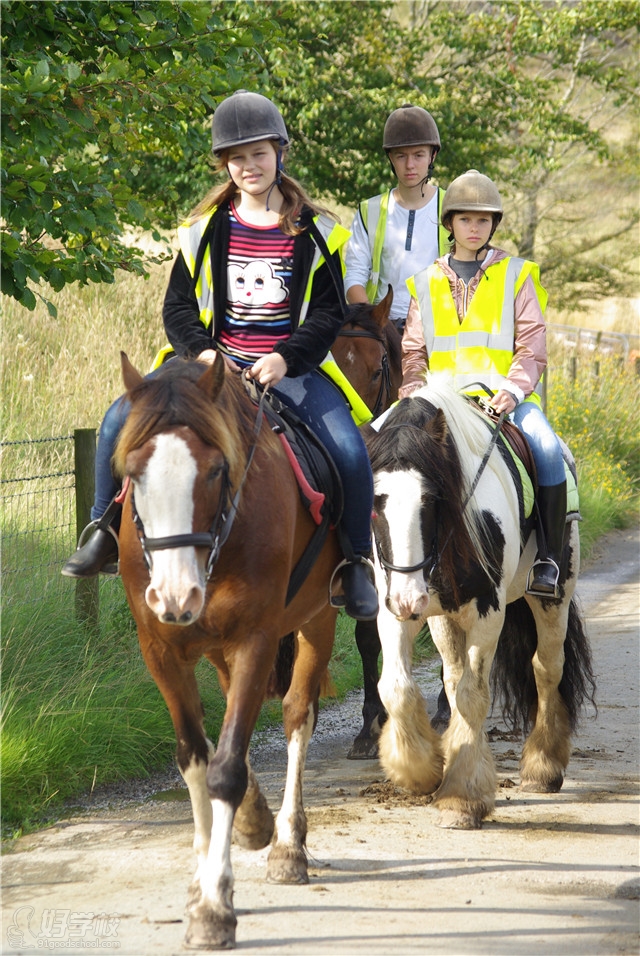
[74, 428, 99, 629]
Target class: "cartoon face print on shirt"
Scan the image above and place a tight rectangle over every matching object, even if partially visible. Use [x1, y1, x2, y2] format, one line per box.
[228, 260, 287, 306]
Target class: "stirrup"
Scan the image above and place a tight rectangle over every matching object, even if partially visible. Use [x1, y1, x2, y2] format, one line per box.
[525, 557, 560, 598]
[328, 556, 376, 609]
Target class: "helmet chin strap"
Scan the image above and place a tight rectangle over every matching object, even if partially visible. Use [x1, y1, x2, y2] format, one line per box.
[266, 144, 285, 212]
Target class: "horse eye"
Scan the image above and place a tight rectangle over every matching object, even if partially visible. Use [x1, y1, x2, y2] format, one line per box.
[371, 369, 383, 383]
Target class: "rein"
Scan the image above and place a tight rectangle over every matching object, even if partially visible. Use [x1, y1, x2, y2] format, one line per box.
[373, 409, 506, 580]
[336, 326, 391, 418]
[132, 385, 268, 580]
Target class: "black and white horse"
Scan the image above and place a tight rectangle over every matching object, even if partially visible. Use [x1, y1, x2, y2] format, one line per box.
[368, 380, 596, 829]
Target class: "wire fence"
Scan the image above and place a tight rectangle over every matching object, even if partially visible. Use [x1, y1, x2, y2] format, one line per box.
[2, 434, 80, 612]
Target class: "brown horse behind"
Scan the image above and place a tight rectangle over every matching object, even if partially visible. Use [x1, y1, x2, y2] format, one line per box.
[114, 353, 342, 950]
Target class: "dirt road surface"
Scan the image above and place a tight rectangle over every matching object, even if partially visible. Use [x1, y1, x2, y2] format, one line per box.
[3, 528, 639, 956]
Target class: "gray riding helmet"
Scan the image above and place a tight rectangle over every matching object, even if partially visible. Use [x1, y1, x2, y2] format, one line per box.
[211, 90, 290, 156]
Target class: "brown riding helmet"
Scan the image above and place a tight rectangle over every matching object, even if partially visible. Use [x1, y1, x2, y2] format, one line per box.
[383, 104, 441, 151]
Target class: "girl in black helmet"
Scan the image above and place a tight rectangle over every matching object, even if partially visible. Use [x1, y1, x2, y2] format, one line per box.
[62, 91, 379, 621]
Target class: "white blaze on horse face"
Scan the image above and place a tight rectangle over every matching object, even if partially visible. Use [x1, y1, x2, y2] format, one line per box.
[136, 432, 206, 624]
[375, 468, 430, 621]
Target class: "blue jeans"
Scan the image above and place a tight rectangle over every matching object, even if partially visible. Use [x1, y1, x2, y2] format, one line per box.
[91, 366, 373, 556]
[511, 400, 565, 487]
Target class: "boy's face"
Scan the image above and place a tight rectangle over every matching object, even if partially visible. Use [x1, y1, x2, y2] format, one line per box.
[388, 145, 434, 188]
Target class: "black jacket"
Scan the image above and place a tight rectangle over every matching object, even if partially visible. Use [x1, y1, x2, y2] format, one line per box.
[162, 202, 347, 377]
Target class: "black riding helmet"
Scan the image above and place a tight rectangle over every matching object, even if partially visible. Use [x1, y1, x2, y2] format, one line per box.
[211, 90, 290, 156]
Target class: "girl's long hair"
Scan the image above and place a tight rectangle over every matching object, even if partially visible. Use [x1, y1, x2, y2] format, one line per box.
[187, 143, 335, 235]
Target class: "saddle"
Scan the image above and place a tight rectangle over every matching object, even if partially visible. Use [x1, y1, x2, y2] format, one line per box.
[470, 395, 580, 540]
[243, 378, 344, 604]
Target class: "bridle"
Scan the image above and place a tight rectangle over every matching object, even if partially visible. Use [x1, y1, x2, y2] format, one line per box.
[336, 326, 392, 419]
[372, 407, 506, 581]
[374, 512, 440, 582]
[131, 386, 268, 581]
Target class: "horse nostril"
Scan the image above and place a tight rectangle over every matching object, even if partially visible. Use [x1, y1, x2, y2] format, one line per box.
[179, 610, 193, 624]
[163, 612, 177, 623]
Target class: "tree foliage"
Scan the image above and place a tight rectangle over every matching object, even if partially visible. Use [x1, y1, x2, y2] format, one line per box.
[2, 0, 638, 312]
[1, 0, 282, 314]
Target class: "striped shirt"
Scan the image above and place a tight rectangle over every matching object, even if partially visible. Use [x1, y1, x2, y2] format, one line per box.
[218, 202, 295, 366]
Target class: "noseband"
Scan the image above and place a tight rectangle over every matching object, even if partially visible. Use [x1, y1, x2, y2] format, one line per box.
[337, 327, 391, 419]
[374, 509, 440, 583]
[132, 459, 236, 581]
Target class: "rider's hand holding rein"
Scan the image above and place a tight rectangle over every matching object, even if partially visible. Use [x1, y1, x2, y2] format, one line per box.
[246, 352, 288, 387]
[490, 389, 518, 415]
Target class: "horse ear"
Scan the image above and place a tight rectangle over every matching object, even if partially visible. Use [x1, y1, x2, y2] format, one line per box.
[121, 352, 144, 392]
[370, 285, 393, 329]
[429, 407, 449, 446]
[196, 352, 225, 401]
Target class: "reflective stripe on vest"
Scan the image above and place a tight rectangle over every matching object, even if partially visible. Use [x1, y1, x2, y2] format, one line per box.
[407, 257, 547, 406]
[360, 187, 449, 303]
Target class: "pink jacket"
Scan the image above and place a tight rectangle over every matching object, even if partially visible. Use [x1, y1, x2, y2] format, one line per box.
[400, 248, 548, 401]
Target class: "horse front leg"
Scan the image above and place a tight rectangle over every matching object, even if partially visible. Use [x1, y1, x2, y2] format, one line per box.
[267, 607, 335, 884]
[347, 619, 387, 759]
[185, 637, 276, 951]
[431, 613, 499, 829]
[376, 605, 443, 794]
[138, 635, 215, 887]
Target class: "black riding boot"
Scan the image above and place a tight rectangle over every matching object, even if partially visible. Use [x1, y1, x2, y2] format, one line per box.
[61, 499, 121, 578]
[527, 481, 567, 598]
[341, 557, 379, 622]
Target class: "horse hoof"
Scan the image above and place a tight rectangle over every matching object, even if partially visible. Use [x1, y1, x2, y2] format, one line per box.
[520, 775, 563, 793]
[430, 713, 450, 734]
[184, 909, 237, 951]
[346, 736, 380, 760]
[266, 845, 309, 884]
[437, 808, 483, 830]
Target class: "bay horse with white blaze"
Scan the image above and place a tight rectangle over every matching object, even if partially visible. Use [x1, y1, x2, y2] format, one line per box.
[368, 380, 596, 829]
[114, 353, 343, 950]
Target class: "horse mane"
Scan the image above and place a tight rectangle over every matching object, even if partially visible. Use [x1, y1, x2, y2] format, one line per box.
[113, 359, 260, 488]
[410, 379, 514, 583]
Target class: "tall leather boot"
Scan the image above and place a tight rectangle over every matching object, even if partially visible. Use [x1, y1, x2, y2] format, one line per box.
[61, 498, 121, 578]
[526, 481, 567, 598]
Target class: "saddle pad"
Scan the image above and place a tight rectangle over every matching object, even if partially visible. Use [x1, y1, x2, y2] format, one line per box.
[243, 380, 344, 526]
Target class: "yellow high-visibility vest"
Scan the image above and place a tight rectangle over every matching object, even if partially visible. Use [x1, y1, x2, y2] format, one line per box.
[360, 187, 449, 302]
[407, 256, 548, 406]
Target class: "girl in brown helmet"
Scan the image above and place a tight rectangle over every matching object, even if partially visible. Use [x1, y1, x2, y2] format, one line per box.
[402, 169, 567, 598]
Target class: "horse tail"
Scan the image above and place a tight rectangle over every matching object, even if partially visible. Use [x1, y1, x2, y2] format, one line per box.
[266, 632, 295, 699]
[558, 597, 597, 730]
[265, 632, 337, 701]
[491, 597, 597, 733]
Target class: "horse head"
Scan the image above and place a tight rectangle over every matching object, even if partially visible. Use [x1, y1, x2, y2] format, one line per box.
[115, 353, 245, 626]
[368, 398, 447, 621]
[333, 286, 402, 418]
[368, 389, 485, 621]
